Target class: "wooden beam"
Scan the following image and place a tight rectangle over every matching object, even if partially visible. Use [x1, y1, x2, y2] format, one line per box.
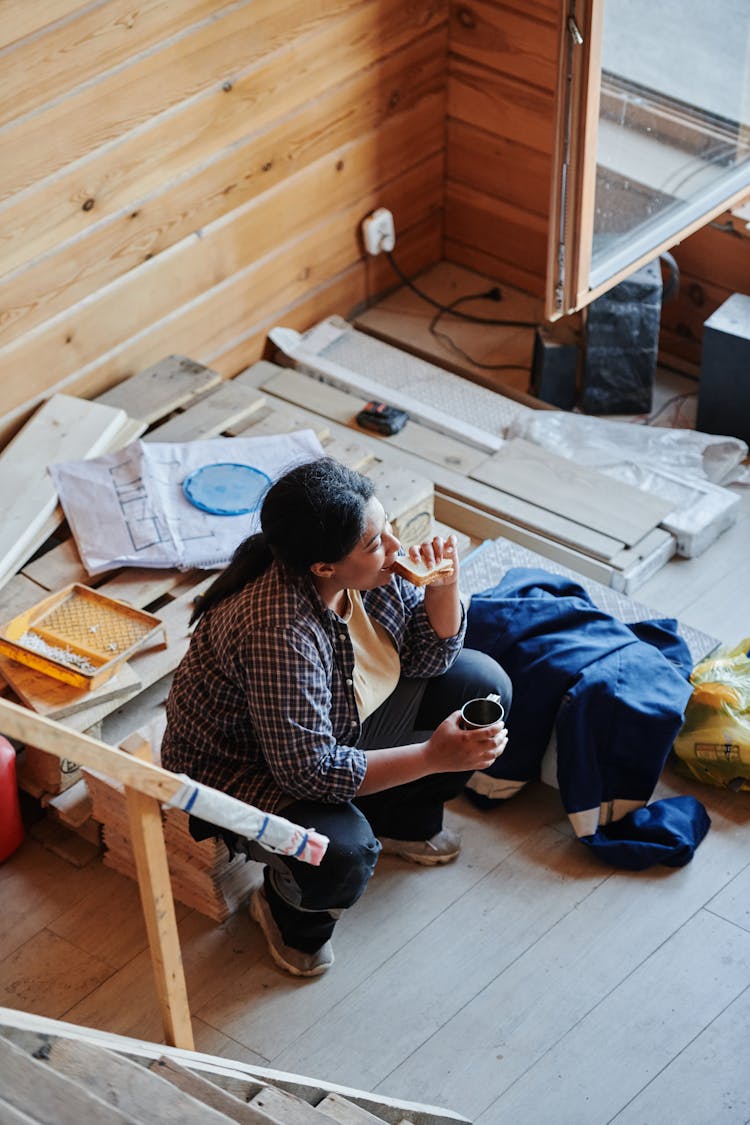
[124, 735, 194, 1051]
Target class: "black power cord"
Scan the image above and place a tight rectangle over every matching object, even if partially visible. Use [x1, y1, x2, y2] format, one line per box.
[383, 250, 537, 372]
[384, 250, 537, 328]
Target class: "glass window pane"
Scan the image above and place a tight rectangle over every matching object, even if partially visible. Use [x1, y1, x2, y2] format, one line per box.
[590, 0, 750, 289]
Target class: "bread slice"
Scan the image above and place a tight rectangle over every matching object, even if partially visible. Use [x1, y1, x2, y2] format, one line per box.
[391, 555, 454, 587]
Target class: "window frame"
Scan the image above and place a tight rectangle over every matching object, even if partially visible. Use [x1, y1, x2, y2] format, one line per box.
[546, 0, 750, 320]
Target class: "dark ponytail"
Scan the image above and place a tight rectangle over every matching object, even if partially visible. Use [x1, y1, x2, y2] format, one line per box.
[190, 457, 375, 624]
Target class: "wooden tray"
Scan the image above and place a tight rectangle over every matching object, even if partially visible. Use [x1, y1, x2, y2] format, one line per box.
[0, 584, 167, 690]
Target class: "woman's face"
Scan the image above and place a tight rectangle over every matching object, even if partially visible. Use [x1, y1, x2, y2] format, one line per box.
[326, 497, 401, 591]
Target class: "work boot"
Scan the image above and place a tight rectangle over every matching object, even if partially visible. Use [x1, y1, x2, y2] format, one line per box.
[378, 826, 461, 866]
[249, 887, 334, 977]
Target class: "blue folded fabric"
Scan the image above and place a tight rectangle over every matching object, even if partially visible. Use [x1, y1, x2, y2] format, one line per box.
[579, 796, 711, 869]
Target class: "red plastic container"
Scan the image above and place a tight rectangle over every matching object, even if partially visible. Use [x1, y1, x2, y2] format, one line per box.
[0, 735, 24, 861]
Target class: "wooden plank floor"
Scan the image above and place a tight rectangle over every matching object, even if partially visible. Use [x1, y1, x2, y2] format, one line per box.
[2, 300, 750, 1122]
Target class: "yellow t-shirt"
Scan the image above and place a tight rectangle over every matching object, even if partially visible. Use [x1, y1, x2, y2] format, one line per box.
[340, 589, 401, 721]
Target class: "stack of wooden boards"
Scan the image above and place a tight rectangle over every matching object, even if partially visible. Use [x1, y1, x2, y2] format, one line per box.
[0, 353, 471, 917]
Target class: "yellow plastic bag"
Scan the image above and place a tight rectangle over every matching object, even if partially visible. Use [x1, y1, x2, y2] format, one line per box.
[673, 637, 750, 790]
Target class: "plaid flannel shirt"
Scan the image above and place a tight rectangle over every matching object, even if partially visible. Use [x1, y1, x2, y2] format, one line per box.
[161, 560, 465, 813]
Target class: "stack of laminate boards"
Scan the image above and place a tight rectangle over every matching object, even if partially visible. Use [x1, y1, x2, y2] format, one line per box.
[83, 720, 263, 922]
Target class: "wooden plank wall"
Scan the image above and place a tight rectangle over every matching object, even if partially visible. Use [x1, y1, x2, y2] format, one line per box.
[0, 0, 449, 445]
[443, 0, 561, 299]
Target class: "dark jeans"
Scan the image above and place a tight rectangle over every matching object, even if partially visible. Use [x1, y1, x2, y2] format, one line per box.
[251, 648, 511, 952]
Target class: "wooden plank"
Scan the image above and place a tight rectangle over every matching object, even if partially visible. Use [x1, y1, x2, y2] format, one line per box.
[95, 356, 222, 424]
[249, 1084, 336, 1124]
[261, 363, 496, 464]
[0, 656, 141, 721]
[97, 568, 188, 610]
[144, 383, 266, 442]
[149, 1057, 279, 1124]
[446, 119, 552, 222]
[226, 401, 331, 442]
[0, 395, 127, 590]
[272, 339, 504, 454]
[0, 1, 93, 50]
[434, 492, 618, 586]
[365, 464, 434, 549]
[22, 537, 93, 591]
[448, 58, 555, 154]
[0, 1011, 471, 1125]
[471, 438, 673, 547]
[0, 1034, 133, 1124]
[259, 366, 487, 474]
[124, 737, 195, 1052]
[0, 0, 226, 130]
[445, 182, 549, 285]
[37, 1035, 241, 1122]
[448, 1, 558, 92]
[3, 407, 139, 580]
[316, 1092, 389, 1123]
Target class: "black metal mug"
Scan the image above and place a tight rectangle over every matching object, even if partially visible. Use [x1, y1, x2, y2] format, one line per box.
[459, 693, 505, 730]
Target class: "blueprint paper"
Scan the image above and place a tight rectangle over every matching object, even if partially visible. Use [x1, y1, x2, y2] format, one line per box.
[50, 432, 325, 575]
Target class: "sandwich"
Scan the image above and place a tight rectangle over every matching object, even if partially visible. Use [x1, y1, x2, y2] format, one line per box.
[391, 555, 454, 587]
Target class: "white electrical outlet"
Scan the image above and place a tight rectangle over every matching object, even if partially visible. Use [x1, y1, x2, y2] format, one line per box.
[362, 208, 395, 255]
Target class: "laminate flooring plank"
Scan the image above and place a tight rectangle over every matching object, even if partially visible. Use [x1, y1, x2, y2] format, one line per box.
[0, 839, 110, 962]
[477, 910, 750, 1125]
[379, 781, 750, 1120]
[0, 395, 127, 587]
[705, 858, 750, 930]
[0, 929, 112, 1020]
[610, 982, 750, 1125]
[637, 502, 750, 643]
[21, 538, 97, 591]
[47, 866, 188, 973]
[144, 383, 266, 442]
[471, 438, 672, 546]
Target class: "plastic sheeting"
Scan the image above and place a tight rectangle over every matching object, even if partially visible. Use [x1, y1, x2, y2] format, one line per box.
[507, 411, 748, 486]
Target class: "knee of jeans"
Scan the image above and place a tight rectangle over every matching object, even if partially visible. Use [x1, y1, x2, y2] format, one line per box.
[323, 831, 381, 910]
[463, 649, 513, 714]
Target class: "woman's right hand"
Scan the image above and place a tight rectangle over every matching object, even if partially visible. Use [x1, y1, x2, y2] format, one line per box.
[425, 711, 508, 773]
